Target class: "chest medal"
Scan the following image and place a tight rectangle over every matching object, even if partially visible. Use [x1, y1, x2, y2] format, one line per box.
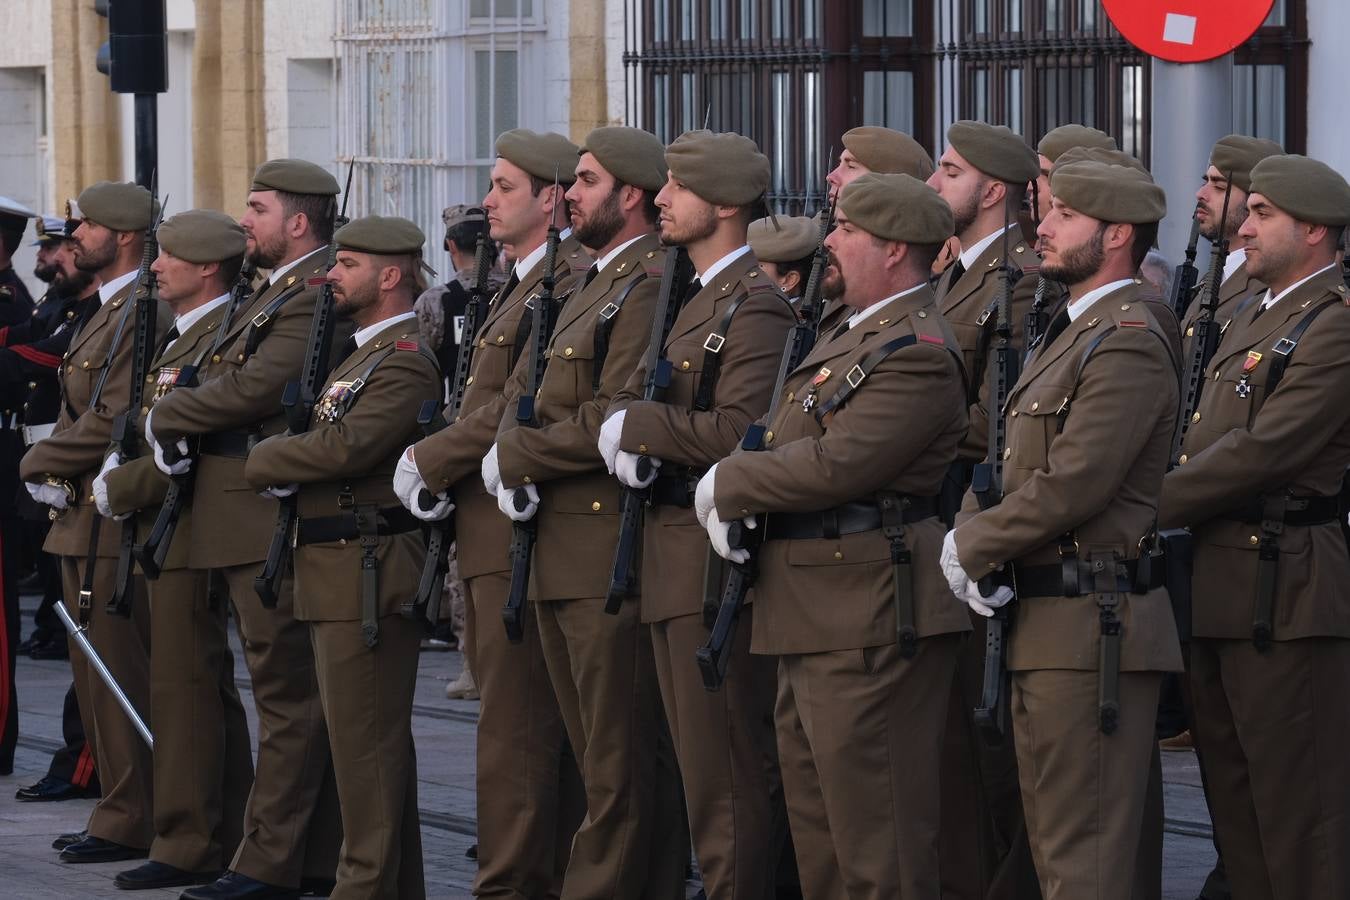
[802, 367, 831, 412]
[1235, 350, 1262, 398]
[152, 366, 181, 402]
[316, 380, 356, 422]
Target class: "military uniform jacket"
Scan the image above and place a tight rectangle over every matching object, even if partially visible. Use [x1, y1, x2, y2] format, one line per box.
[102, 301, 232, 572]
[245, 318, 441, 621]
[0, 291, 96, 425]
[935, 231, 1040, 461]
[148, 249, 346, 569]
[414, 233, 590, 580]
[713, 286, 972, 654]
[954, 282, 1183, 673]
[1179, 257, 1264, 361]
[20, 278, 169, 558]
[495, 233, 665, 601]
[609, 249, 796, 623]
[1160, 265, 1350, 640]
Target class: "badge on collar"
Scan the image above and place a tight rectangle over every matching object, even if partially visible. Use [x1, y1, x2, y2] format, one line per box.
[802, 367, 831, 411]
[1236, 351, 1262, 398]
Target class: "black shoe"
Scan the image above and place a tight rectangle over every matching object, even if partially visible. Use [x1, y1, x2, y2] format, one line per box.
[179, 871, 300, 899]
[115, 861, 219, 890]
[29, 637, 70, 660]
[465, 842, 477, 860]
[16, 775, 97, 802]
[59, 835, 149, 864]
[52, 830, 86, 851]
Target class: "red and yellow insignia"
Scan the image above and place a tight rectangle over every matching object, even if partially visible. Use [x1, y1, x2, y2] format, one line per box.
[918, 334, 945, 345]
[395, 339, 418, 351]
[1242, 350, 1263, 373]
[1119, 320, 1147, 328]
[810, 367, 831, 386]
[306, 276, 327, 287]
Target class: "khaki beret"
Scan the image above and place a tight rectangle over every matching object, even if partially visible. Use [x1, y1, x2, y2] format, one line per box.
[841, 127, 935, 180]
[334, 215, 426, 255]
[442, 204, 486, 230]
[1248, 154, 1350, 226]
[1050, 161, 1167, 224]
[839, 173, 953, 245]
[1210, 135, 1285, 193]
[1053, 146, 1150, 178]
[495, 129, 580, 185]
[76, 181, 158, 232]
[157, 209, 246, 264]
[947, 121, 1040, 184]
[665, 130, 770, 207]
[580, 126, 667, 192]
[748, 214, 818, 263]
[250, 159, 340, 196]
[1036, 124, 1117, 163]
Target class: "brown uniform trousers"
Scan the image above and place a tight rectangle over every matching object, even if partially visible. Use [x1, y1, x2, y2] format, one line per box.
[1160, 265, 1350, 900]
[21, 277, 164, 848]
[248, 317, 442, 898]
[933, 233, 1041, 900]
[415, 235, 591, 898]
[149, 251, 344, 887]
[610, 248, 795, 900]
[103, 301, 255, 871]
[714, 286, 971, 897]
[955, 283, 1183, 900]
[496, 233, 686, 899]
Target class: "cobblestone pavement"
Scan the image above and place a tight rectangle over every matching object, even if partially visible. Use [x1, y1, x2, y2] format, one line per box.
[0, 595, 1215, 898]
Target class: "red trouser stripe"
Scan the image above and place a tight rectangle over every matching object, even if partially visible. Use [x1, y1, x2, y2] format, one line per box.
[72, 742, 95, 787]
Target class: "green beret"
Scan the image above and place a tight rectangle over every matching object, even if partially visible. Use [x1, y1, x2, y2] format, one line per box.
[1050, 161, 1167, 225]
[580, 126, 667, 192]
[334, 215, 426, 255]
[1053, 146, 1150, 178]
[841, 127, 934, 180]
[1248, 155, 1350, 226]
[665, 130, 770, 207]
[250, 159, 340, 196]
[1036, 124, 1116, 163]
[1210, 135, 1284, 193]
[76, 181, 158, 232]
[157, 209, 246, 263]
[748, 214, 818, 263]
[838, 173, 953, 245]
[495, 129, 580, 185]
[947, 121, 1039, 184]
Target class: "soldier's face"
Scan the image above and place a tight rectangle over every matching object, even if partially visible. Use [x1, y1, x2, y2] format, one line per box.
[1239, 193, 1308, 286]
[483, 158, 550, 252]
[654, 172, 717, 247]
[72, 220, 117, 273]
[241, 191, 291, 269]
[327, 250, 381, 319]
[50, 241, 93, 294]
[1195, 166, 1249, 243]
[151, 250, 202, 309]
[928, 147, 986, 237]
[821, 210, 887, 305]
[1037, 200, 1108, 286]
[826, 149, 869, 204]
[34, 243, 61, 283]
[567, 154, 626, 251]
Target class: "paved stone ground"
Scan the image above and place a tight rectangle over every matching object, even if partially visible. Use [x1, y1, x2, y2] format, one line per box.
[0, 594, 1217, 898]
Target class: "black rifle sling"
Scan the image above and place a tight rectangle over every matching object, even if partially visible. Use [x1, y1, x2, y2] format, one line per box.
[591, 273, 649, 395]
[812, 335, 962, 424]
[241, 283, 306, 360]
[692, 284, 791, 412]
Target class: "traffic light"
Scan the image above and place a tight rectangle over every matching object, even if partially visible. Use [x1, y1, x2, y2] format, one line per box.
[94, 0, 168, 95]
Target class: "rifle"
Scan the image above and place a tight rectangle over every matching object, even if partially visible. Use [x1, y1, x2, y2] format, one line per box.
[968, 195, 1024, 744]
[501, 172, 564, 643]
[1168, 210, 1202, 320]
[695, 194, 836, 691]
[254, 164, 354, 607]
[107, 179, 164, 616]
[603, 246, 695, 614]
[136, 260, 257, 578]
[1023, 179, 1055, 363]
[407, 233, 493, 622]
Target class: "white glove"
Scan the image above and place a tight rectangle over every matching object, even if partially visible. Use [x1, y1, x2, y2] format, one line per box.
[26, 480, 70, 510]
[615, 451, 660, 489]
[958, 578, 1015, 619]
[146, 408, 192, 476]
[259, 483, 298, 499]
[706, 507, 755, 564]
[92, 452, 129, 520]
[940, 531, 968, 596]
[598, 410, 626, 474]
[694, 464, 719, 527]
[481, 443, 502, 494]
[497, 483, 539, 522]
[395, 446, 454, 521]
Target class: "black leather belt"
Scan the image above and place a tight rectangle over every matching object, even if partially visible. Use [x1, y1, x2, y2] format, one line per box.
[650, 469, 698, 508]
[198, 430, 254, 459]
[1221, 493, 1340, 527]
[296, 506, 420, 546]
[1012, 557, 1164, 598]
[763, 496, 938, 542]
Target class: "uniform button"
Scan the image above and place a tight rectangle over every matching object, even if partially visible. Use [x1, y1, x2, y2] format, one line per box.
[237, 354, 244, 362]
[141, 407, 148, 415]
[1186, 326, 1195, 338]
[478, 339, 487, 348]
[1191, 412, 1201, 424]
[833, 551, 843, 560]
[1002, 447, 1012, 460]
[1010, 410, 1019, 417]
[917, 310, 927, 318]
[765, 430, 774, 442]
[81, 360, 89, 369]
[591, 501, 602, 511]
[211, 354, 221, 363]
[1030, 401, 1039, 411]
[339, 538, 347, 546]
[146, 375, 154, 383]
[681, 360, 690, 370]
[495, 335, 504, 344]
[1178, 454, 1188, 464]
[740, 508, 750, 516]
[563, 347, 573, 357]
[1249, 535, 1260, 545]
[1120, 304, 1131, 311]
[66, 365, 72, 374]
[26, 381, 34, 389]
[786, 391, 794, 402]
[466, 375, 475, 385]
[522, 476, 532, 484]
[88, 495, 95, 503]
[638, 443, 648, 454]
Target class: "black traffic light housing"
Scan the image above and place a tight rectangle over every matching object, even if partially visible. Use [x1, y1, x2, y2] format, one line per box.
[94, 0, 169, 95]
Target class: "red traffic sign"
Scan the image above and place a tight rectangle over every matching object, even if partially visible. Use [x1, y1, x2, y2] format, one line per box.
[1103, 0, 1274, 63]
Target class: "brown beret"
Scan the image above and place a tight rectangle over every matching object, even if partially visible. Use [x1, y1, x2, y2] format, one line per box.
[495, 129, 580, 185]
[1053, 146, 1150, 178]
[157, 209, 246, 263]
[76, 181, 158, 232]
[947, 121, 1039, 185]
[748, 214, 818, 263]
[334, 215, 426, 255]
[1248, 155, 1350, 226]
[250, 159, 340, 196]
[1050, 161, 1167, 225]
[663, 130, 770, 207]
[1036, 124, 1117, 163]
[580, 126, 667, 192]
[839, 173, 953, 245]
[840, 127, 935, 180]
[1210, 135, 1285, 193]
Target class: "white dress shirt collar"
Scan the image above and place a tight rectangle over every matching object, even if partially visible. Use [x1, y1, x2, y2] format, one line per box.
[353, 310, 417, 349]
[513, 228, 574, 281]
[1258, 262, 1337, 312]
[1066, 278, 1136, 322]
[98, 268, 140, 306]
[166, 292, 232, 352]
[593, 234, 645, 276]
[696, 244, 751, 285]
[958, 223, 1016, 272]
[846, 281, 926, 330]
[1222, 246, 1247, 285]
[269, 245, 326, 286]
